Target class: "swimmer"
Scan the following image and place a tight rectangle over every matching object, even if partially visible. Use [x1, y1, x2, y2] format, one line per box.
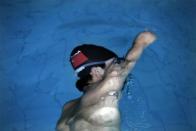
[56, 31, 156, 131]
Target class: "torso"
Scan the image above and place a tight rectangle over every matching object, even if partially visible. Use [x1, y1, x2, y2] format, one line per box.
[68, 94, 121, 131]
[57, 59, 127, 131]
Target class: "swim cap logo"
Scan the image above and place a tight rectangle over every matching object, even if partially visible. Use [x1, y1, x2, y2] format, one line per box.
[71, 51, 88, 68]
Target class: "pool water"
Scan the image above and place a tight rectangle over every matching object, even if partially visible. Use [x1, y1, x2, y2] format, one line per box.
[0, 0, 195, 131]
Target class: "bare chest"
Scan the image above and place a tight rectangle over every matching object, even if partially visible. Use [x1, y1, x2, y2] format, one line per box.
[69, 106, 120, 131]
[68, 93, 121, 130]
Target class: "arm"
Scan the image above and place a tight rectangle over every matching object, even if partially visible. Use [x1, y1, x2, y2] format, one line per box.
[102, 31, 156, 81]
[81, 31, 156, 106]
[122, 31, 157, 74]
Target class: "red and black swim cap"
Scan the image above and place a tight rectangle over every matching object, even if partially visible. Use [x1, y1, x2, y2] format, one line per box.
[70, 44, 118, 77]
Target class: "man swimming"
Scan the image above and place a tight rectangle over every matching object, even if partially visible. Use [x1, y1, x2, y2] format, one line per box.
[56, 31, 156, 131]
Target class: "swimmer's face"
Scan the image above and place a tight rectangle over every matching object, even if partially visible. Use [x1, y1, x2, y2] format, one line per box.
[88, 58, 114, 83]
[89, 66, 105, 83]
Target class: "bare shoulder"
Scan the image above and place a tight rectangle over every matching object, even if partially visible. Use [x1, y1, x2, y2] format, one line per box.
[56, 98, 80, 131]
[63, 98, 80, 110]
[60, 98, 80, 119]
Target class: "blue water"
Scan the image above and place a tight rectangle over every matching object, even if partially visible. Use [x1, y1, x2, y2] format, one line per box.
[0, 0, 196, 131]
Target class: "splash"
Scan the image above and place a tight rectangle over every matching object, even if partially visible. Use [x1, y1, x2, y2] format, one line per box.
[120, 73, 151, 130]
[123, 73, 135, 100]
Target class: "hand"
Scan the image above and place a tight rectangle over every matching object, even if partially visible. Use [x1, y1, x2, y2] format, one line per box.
[134, 31, 156, 48]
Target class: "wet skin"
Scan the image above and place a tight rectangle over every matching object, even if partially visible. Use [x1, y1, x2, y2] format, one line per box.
[56, 31, 156, 131]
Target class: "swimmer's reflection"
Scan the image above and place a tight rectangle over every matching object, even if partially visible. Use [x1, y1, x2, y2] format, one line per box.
[56, 31, 156, 131]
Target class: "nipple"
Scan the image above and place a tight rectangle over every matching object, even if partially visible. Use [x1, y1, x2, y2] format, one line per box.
[108, 91, 119, 99]
[108, 91, 118, 96]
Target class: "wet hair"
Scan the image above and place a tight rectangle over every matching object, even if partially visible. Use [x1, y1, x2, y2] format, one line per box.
[76, 73, 92, 92]
[70, 44, 118, 92]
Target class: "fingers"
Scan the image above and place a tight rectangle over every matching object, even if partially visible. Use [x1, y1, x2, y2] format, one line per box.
[134, 31, 157, 48]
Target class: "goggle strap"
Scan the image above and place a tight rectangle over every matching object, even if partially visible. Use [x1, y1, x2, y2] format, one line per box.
[75, 60, 107, 74]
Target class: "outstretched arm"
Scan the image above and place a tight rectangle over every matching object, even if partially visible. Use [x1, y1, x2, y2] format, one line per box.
[104, 31, 157, 79]
[122, 31, 156, 74]
[81, 31, 156, 106]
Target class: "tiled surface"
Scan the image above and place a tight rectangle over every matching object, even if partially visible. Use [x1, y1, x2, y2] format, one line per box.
[0, 0, 195, 130]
